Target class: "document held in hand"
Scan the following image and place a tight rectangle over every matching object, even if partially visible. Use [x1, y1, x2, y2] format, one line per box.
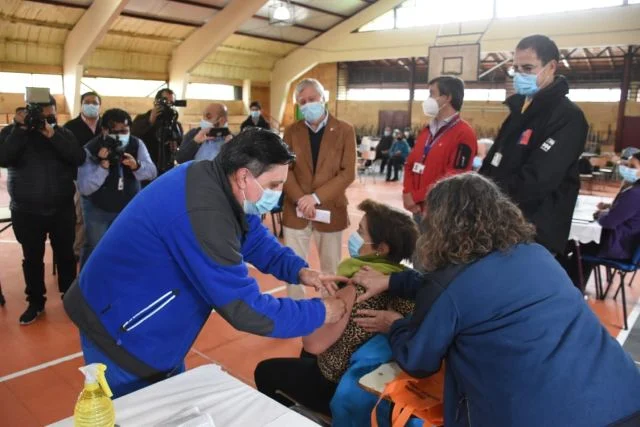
[296, 207, 331, 224]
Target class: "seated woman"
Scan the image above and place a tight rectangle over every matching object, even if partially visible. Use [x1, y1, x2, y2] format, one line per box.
[565, 152, 640, 289]
[254, 199, 418, 417]
[352, 173, 640, 427]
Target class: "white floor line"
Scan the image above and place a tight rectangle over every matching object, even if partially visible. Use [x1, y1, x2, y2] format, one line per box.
[0, 284, 289, 382]
[0, 352, 83, 383]
[617, 296, 640, 346]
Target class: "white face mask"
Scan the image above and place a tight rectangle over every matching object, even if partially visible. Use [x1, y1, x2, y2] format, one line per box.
[422, 97, 442, 117]
[200, 119, 214, 129]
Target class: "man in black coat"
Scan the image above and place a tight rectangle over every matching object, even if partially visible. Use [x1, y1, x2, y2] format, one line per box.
[240, 101, 271, 131]
[0, 96, 86, 325]
[375, 126, 393, 175]
[131, 88, 183, 178]
[0, 107, 27, 145]
[63, 91, 102, 259]
[480, 35, 588, 255]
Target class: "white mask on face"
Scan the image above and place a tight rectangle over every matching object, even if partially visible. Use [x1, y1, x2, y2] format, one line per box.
[422, 97, 442, 117]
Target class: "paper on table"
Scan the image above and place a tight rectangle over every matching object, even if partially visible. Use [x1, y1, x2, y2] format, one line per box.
[296, 208, 331, 224]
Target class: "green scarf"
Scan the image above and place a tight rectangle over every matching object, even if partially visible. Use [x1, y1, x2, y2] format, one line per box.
[336, 254, 406, 279]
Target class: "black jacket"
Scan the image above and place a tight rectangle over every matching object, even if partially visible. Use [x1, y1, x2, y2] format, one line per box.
[0, 126, 86, 214]
[131, 110, 183, 175]
[480, 76, 588, 253]
[240, 115, 271, 131]
[0, 123, 16, 145]
[375, 135, 393, 158]
[64, 115, 102, 147]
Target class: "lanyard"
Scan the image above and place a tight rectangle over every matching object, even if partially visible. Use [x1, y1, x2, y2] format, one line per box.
[421, 115, 461, 163]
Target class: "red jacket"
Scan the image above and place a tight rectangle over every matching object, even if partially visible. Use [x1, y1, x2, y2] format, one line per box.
[403, 118, 477, 205]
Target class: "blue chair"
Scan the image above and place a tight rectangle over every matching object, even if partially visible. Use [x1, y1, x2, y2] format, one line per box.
[582, 245, 640, 330]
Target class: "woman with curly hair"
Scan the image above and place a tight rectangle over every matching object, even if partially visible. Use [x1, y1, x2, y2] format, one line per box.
[353, 173, 640, 427]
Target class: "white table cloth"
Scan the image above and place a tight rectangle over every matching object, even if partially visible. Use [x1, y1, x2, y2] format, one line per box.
[50, 364, 318, 427]
[569, 195, 614, 244]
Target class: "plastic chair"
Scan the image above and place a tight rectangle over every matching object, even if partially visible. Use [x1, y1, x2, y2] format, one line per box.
[582, 245, 640, 330]
[358, 150, 378, 184]
[267, 193, 285, 238]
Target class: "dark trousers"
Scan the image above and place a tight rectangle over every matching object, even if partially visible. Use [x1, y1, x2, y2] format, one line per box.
[254, 357, 338, 417]
[386, 156, 404, 180]
[561, 241, 601, 292]
[11, 204, 77, 306]
[377, 154, 389, 174]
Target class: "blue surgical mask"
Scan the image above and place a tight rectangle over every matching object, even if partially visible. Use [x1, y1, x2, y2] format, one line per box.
[384, 131, 391, 137]
[82, 103, 100, 118]
[513, 72, 539, 97]
[348, 232, 374, 258]
[619, 165, 639, 183]
[300, 102, 325, 123]
[250, 111, 260, 119]
[472, 156, 483, 170]
[243, 176, 282, 215]
[109, 133, 130, 147]
[200, 119, 214, 129]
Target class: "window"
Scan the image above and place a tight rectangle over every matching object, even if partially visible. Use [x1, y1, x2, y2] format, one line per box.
[346, 88, 410, 101]
[0, 72, 63, 94]
[415, 88, 506, 101]
[185, 83, 236, 100]
[359, 10, 395, 32]
[81, 78, 167, 97]
[567, 88, 621, 102]
[395, 0, 493, 28]
[496, 0, 622, 18]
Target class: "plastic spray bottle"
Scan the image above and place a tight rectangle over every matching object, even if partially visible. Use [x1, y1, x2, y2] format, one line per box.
[73, 363, 116, 427]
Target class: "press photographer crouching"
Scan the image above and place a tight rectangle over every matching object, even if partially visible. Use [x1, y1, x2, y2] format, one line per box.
[131, 88, 185, 178]
[77, 108, 157, 267]
[0, 95, 85, 325]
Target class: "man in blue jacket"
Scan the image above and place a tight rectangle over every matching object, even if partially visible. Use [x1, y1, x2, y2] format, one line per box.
[64, 128, 347, 397]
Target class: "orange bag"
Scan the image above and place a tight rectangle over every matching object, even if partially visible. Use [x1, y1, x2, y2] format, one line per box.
[371, 369, 445, 427]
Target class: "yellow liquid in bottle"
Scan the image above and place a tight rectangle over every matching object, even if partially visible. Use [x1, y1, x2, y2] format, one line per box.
[73, 384, 115, 427]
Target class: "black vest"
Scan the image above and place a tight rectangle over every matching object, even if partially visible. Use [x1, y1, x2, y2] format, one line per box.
[86, 136, 141, 213]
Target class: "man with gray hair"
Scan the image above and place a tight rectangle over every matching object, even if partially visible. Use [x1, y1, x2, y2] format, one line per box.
[282, 78, 357, 299]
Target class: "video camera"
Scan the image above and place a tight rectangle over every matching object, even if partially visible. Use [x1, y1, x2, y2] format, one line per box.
[100, 135, 126, 165]
[155, 97, 187, 123]
[24, 87, 55, 132]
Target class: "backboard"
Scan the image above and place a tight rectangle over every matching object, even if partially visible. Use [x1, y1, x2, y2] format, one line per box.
[428, 44, 480, 82]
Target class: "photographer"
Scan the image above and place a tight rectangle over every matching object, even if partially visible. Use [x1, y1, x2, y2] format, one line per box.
[77, 108, 157, 267]
[131, 88, 183, 178]
[0, 95, 85, 325]
[176, 102, 233, 164]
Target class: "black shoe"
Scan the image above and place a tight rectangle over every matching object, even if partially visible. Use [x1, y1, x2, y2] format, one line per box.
[19, 304, 44, 325]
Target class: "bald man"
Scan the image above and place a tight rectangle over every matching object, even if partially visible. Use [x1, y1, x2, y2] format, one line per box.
[176, 103, 233, 164]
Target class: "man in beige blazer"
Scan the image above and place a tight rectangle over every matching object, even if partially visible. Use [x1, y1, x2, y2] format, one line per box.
[283, 78, 357, 299]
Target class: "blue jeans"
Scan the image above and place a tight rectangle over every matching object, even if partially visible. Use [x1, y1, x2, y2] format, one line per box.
[80, 333, 185, 398]
[80, 197, 119, 267]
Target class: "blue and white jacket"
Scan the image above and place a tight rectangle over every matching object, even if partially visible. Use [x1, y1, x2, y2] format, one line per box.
[64, 158, 326, 379]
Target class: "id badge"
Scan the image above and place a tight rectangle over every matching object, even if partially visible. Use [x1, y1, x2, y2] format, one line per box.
[412, 162, 425, 174]
[490, 153, 503, 167]
[117, 177, 124, 191]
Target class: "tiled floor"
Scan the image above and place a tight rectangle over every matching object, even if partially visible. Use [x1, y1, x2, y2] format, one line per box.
[0, 170, 638, 426]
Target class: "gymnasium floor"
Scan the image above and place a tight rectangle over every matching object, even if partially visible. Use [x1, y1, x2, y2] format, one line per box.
[0, 171, 638, 426]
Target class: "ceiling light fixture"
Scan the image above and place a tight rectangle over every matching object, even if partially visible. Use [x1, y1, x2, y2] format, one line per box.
[269, 0, 294, 26]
